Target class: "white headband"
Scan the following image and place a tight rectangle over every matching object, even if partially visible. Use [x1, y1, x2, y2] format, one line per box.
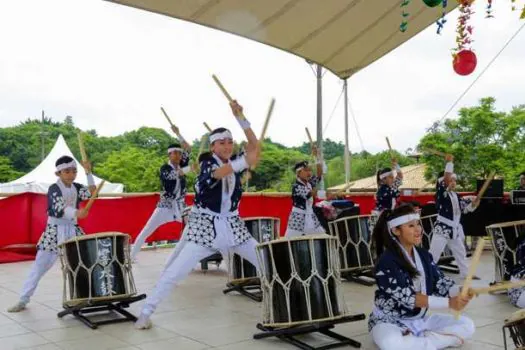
[210, 130, 233, 143]
[387, 213, 420, 230]
[168, 147, 182, 154]
[295, 166, 307, 173]
[56, 160, 77, 172]
[379, 171, 394, 180]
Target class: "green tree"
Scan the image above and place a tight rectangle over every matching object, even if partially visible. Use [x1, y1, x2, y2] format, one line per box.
[293, 138, 345, 160]
[325, 151, 415, 188]
[418, 97, 525, 190]
[0, 156, 23, 182]
[95, 147, 165, 192]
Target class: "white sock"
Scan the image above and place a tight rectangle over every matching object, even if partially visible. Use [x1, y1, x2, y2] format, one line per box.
[135, 313, 152, 330]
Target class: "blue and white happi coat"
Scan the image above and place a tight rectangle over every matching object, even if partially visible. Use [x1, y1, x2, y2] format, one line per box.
[368, 247, 456, 334]
[286, 176, 324, 236]
[157, 150, 190, 222]
[433, 178, 475, 240]
[375, 177, 402, 212]
[184, 152, 251, 249]
[509, 239, 525, 308]
[37, 180, 91, 253]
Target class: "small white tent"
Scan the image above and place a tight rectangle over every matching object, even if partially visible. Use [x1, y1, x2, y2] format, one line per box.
[0, 134, 124, 194]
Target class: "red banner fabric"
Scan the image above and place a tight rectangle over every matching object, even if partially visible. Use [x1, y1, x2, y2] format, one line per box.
[0, 192, 438, 263]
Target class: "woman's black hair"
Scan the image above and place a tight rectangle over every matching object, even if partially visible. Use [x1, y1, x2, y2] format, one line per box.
[373, 203, 419, 278]
[198, 151, 213, 164]
[55, 155, 74, 167]
[376, 167, 392, 186]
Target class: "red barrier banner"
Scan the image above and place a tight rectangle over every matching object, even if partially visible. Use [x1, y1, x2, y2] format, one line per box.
[0, 192, 439, 263]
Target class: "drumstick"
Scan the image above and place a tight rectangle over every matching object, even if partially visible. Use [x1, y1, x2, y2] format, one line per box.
[249, 98, 276, 171]
[211, 74, 246, 120]
[259, 98, 275, 141]
[421, 148, 448, 157]
[471, 280, 525, 295]
[305, 127, 315, 151]
[77, 132, 88, 163]
[203, 122, 213, 133]
[84, 180, 105, 213]
[160, 107, 175, 127]
[474, 171, 497, 205]
[455, 238, 485, 319]
[386, 137, 394, 159]
[197, 133, 209, 157]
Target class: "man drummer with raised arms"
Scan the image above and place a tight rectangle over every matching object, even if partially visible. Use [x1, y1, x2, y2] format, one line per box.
[130, 124, 192, 262]
[135, 99, 260, 329]
[7, 156, 96, 312]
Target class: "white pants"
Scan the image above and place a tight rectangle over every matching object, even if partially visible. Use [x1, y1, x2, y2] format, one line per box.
[141, 238, 259, 317]
[20, 250, 58, 304]
[429, 231, 469, 277]
[371, 314, 475, 350]
[131, 207, 182, 260]
[285, 213, 325, 238]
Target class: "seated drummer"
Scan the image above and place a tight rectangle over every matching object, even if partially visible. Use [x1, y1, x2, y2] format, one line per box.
[509, 237, 525, 308]
[285, 151, 325, 238]
[369, 204, 475, 350]
[518, 172, 525, 190]
[7, 156, 96, 313]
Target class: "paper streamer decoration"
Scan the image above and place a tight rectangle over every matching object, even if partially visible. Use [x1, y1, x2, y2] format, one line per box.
[486, 0, 494, 18]
[436, 0, 449, 34]
[400, 0, 411, 32]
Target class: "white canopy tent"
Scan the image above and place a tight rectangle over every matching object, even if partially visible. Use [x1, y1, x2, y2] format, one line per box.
[0, 134, 124, 194]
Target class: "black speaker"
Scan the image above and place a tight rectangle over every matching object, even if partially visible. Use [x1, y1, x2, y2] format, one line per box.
[477, 179, 504, 198]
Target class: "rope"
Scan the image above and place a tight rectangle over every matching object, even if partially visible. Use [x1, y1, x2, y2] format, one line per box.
[322, 84, 345, 134]
[348, 97, 366, 152]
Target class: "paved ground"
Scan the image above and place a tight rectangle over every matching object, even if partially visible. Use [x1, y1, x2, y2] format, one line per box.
[0, 248, 515, 349]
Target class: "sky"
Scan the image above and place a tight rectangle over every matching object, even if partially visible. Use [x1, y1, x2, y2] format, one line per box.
[0, 0, 523, 155]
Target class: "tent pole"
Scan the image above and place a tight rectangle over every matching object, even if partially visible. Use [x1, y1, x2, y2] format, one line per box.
[316, 64, 324, 194]
[343, 79, 350, 186]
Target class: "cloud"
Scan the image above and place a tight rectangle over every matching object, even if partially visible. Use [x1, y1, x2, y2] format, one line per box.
[0, 0, 523, 156]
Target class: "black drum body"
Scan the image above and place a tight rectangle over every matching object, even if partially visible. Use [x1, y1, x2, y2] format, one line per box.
[327, 215, 374, 271]
[487, 220, 525, 282]
[229, 217, 279, 284]
[503, 310, 525, 349]
[256, 235, 346, 327]
[59, 232, 136, 306]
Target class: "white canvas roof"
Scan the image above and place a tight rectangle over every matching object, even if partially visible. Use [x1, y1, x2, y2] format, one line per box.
[0, 135, 124, 194]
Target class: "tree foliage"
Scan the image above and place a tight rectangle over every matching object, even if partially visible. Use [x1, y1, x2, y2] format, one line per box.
[1, 98, 523, 192]
[418, 98, 525, 190]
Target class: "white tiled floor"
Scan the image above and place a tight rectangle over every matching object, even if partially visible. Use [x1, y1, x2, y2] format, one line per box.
[0, 249, 516, 349]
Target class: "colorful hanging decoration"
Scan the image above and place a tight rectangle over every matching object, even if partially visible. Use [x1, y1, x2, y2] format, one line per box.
[486, 0, 494, 18]
[423, 0, 443, 7]
[453, 49, 477, 75]
[454, 1, 474, 53]
[452, 0, 476, 75]
[436, 0, 449, 34]
[400, 0, 411, 32]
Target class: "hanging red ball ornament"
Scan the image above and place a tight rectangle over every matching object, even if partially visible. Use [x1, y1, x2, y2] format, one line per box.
[423, 0, 443, 7]
[453, 49, 477, 75]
